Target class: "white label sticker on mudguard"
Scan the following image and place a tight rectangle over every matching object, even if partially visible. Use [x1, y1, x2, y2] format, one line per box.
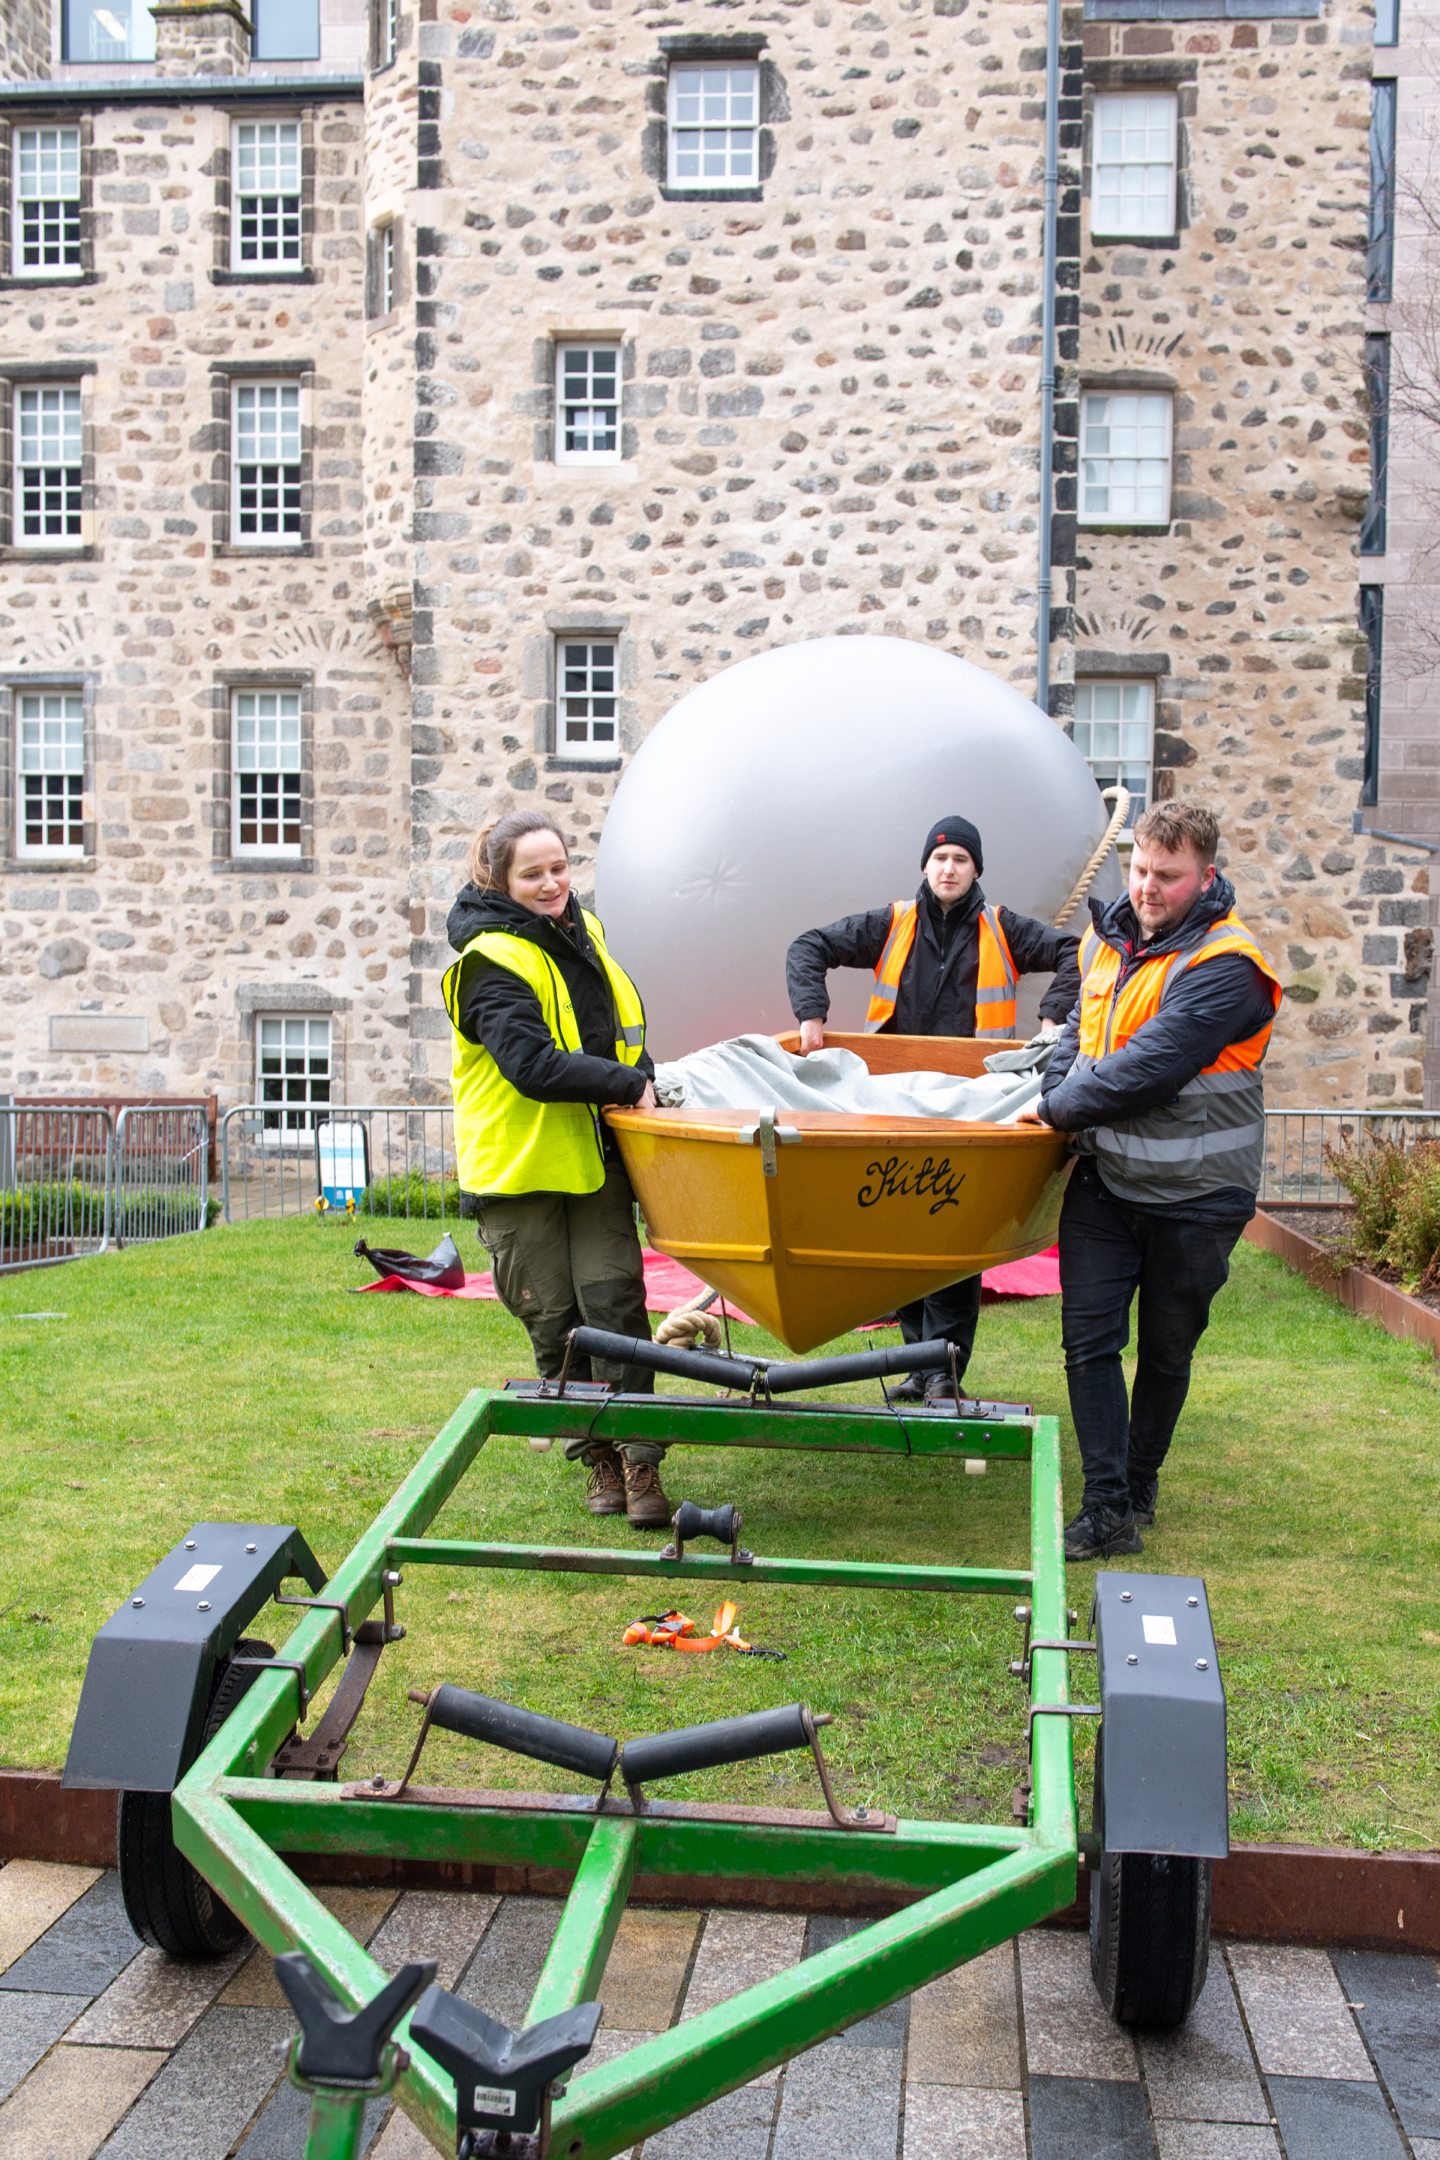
[174, 1564, 222, 1593]
[1142, 1613, 1177, 1646]
[474, 2086, 517, 2117]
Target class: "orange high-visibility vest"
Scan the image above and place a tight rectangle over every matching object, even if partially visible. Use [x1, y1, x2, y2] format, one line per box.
[865, 901, 1018, 1039]
[1072, 910, 1282, 1203]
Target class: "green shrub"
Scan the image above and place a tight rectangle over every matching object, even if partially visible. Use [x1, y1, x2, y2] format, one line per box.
[355, 1171, 460, 1219]
[0, 1180, 216, 1251]
[1324, 1138, 1440, 1293]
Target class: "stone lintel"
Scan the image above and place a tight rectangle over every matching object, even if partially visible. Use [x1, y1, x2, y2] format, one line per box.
[1079, 367, 1178, 391]
[234, 984, 349, 1014]
[657, 31, 768, 56]
[1076, 649, 1171, 676]
[50, 1015, 150, 1053]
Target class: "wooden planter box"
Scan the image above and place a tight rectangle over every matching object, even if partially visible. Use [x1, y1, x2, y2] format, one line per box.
[1247, 1211, 1440, 1359]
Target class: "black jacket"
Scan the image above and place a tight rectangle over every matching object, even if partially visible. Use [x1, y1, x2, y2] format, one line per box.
[786, 882, 1082, 1037]
[445, 883, 653, 1117]
[1039, 872, 1277, 1137]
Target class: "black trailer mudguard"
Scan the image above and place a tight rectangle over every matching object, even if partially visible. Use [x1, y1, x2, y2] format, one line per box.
[1092, 1571, 1228, 1860]
[61, 1524, 324, 1793]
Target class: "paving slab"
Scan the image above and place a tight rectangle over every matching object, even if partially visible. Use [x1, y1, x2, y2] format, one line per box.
[1411, 2142, 1440, 2158]
[221, 1887, 398, 2008]
[640, 2075, 775, 2160]
[0, 1864, 101, 1977]
[93, 2003, 292, 2160]
[455, 1896, 562, 2030]
[0, 2041, 164, 2160]
[1333, 1948, 1440, 2140]
[367, 1890, 499, 1991]
[680, 1909, 807, 2030]
[1029, 2072, 1158, 2160]
[1141, 1954, 1269, 2124]
[0, 1992, 90, 2103]
[907, 1943, 1021, 2091]
[599, 1908, 702, 2033]
[770, 2032, 903, 2160]
[0, 1874, 142, 2002]
[1019, 1927, 1139, 2081]
[233, 2069, 388, 2159]
[69, 1940, 247, 2049]
[901, 2081, 1027, 2159]
[1227, 1943, 1373, 2081]
[364, 2102, 439, 2158]
[1152, 2127, 1282, 2159]
[802, 1917, 907, 2047]
[1266, 2074, 1409, 2160]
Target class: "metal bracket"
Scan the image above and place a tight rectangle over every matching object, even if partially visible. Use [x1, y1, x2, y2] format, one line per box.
[273, 1590, 352, 1657]
[1027, 1701, 1101, 1737]
[230, 1653, 311, 1719]
[737, 1110, 802, 1178]
[803, 1708, 890, 1831]
[274, 1620, 389, 1780]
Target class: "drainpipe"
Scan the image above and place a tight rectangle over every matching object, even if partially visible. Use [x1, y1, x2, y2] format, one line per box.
[1035, 0, 1062, 714]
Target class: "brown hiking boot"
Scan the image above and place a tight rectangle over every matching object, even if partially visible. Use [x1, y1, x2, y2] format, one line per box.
[583, 1445, 625, 1515]
[622, 1458, 672, 1528]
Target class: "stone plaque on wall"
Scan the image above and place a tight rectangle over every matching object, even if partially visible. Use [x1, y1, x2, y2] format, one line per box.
[50, 1016, 151, 1054]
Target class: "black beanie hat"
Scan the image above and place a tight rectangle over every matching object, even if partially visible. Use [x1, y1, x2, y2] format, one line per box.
[921, 816, 983, 876]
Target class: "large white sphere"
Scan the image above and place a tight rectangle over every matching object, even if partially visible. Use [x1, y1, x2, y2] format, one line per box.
[595, 636, 1121, 1060]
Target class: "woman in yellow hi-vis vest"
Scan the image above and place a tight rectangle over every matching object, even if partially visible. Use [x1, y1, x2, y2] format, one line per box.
[442, 811, 671, 1527]
[786, 813, 1081, 1402]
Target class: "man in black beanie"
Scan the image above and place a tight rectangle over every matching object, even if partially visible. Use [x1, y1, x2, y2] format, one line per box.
[785, 815, 1080, 1399]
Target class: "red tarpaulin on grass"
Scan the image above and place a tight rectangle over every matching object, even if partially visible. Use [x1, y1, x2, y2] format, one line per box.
[356, 1245, 1058, 1312]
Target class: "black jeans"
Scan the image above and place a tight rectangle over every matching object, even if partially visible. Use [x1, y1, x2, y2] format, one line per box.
[897, 1272, 983, 1387]
[1059, 1162, 1248, 1513]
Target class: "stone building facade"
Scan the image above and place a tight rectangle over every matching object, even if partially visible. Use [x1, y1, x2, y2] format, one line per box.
[0, 0, 1435, 1119]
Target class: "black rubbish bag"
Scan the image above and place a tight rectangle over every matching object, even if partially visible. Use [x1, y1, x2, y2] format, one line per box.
[353, 1234, 466, 1290]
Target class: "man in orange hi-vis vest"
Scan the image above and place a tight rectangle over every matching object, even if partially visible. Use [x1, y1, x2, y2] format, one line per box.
[787, 813, 1081, 1401]
[1024, 801, 1282, 1562]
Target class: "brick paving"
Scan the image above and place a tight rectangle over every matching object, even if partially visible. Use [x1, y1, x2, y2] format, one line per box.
[1, 1863, 1437, 2159]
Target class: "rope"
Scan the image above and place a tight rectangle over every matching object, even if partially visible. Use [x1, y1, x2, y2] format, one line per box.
[1051, 785, 1131, 928]
[655, 1302, 725, 1349]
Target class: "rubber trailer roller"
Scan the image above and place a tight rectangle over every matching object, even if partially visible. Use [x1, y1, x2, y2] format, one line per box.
[622, 1703, 814, 1788]
[671, 1501, 738, 1546]
[423, 1686, 619, 1784]
[568, 1327, 953, 1396]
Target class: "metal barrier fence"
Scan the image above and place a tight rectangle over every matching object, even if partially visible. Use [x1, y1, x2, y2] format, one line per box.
[0, 1103, 114, 1271]
[220, 1102, 457, 1223]
[113, 1105, 210, 1248]
[1259, 1109, 1440, 1208]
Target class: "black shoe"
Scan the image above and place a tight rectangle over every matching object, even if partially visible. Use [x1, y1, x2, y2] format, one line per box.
[889, 1373, 927, 1404]
[1128, 1478, 1158, 1528]
[924, 1374, 960, 1406]
[1064, 1505, 1143, 1562]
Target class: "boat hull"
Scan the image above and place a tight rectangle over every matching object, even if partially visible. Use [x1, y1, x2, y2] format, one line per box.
[608, 1033, 1072, 1353]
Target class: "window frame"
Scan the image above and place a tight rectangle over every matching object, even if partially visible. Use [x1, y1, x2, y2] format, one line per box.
[13, 684, 87, 864]
[553, 341, 623, 468]
[1078, 389, 1174, 528]
[254, 1012, 334, 1138]
[13, 380, 85, 552]
[1070, 679, 1155, 824]
[11, 125, 84, 284]
[230, 685, 305, 861]
[250, 0, 321, 62]
[230, 117, 305, 276]
[553, 634, 621, 761]
[1089, 91, 1178, 241]
[1359, 585, 1383, 809]
[371, 0, 399, 70]
[228, 374, 306, 549]
[665, 59, 761, 194]
[1369, 79, 1396, 304]
[1362, 333, 1389, 559]
[62, 0, 156, 63]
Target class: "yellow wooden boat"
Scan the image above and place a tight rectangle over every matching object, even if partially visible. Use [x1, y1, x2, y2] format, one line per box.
[607, 1032, 1072, 1354]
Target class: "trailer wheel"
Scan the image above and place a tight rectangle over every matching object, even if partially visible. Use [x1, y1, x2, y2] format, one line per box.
[117, 1638, 277, 1958]
[1088, 1736, 1211, 2030]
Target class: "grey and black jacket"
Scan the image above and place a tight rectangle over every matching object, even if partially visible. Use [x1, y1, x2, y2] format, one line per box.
[1039, 874, 1280, 1211]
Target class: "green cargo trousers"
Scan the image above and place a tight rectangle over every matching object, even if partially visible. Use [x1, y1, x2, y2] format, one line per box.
[472, 1163, 665, 1467]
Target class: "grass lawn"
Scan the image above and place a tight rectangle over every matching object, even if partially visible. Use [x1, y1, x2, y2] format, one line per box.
[2, 1215, 1437, 1849]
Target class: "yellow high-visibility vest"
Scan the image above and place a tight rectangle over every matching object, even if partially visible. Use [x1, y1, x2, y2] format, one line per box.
[442, 909, 645, 1197]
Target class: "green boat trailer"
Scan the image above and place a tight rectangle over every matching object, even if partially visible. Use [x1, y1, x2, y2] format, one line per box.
[65, 1331, 1228, 2160]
